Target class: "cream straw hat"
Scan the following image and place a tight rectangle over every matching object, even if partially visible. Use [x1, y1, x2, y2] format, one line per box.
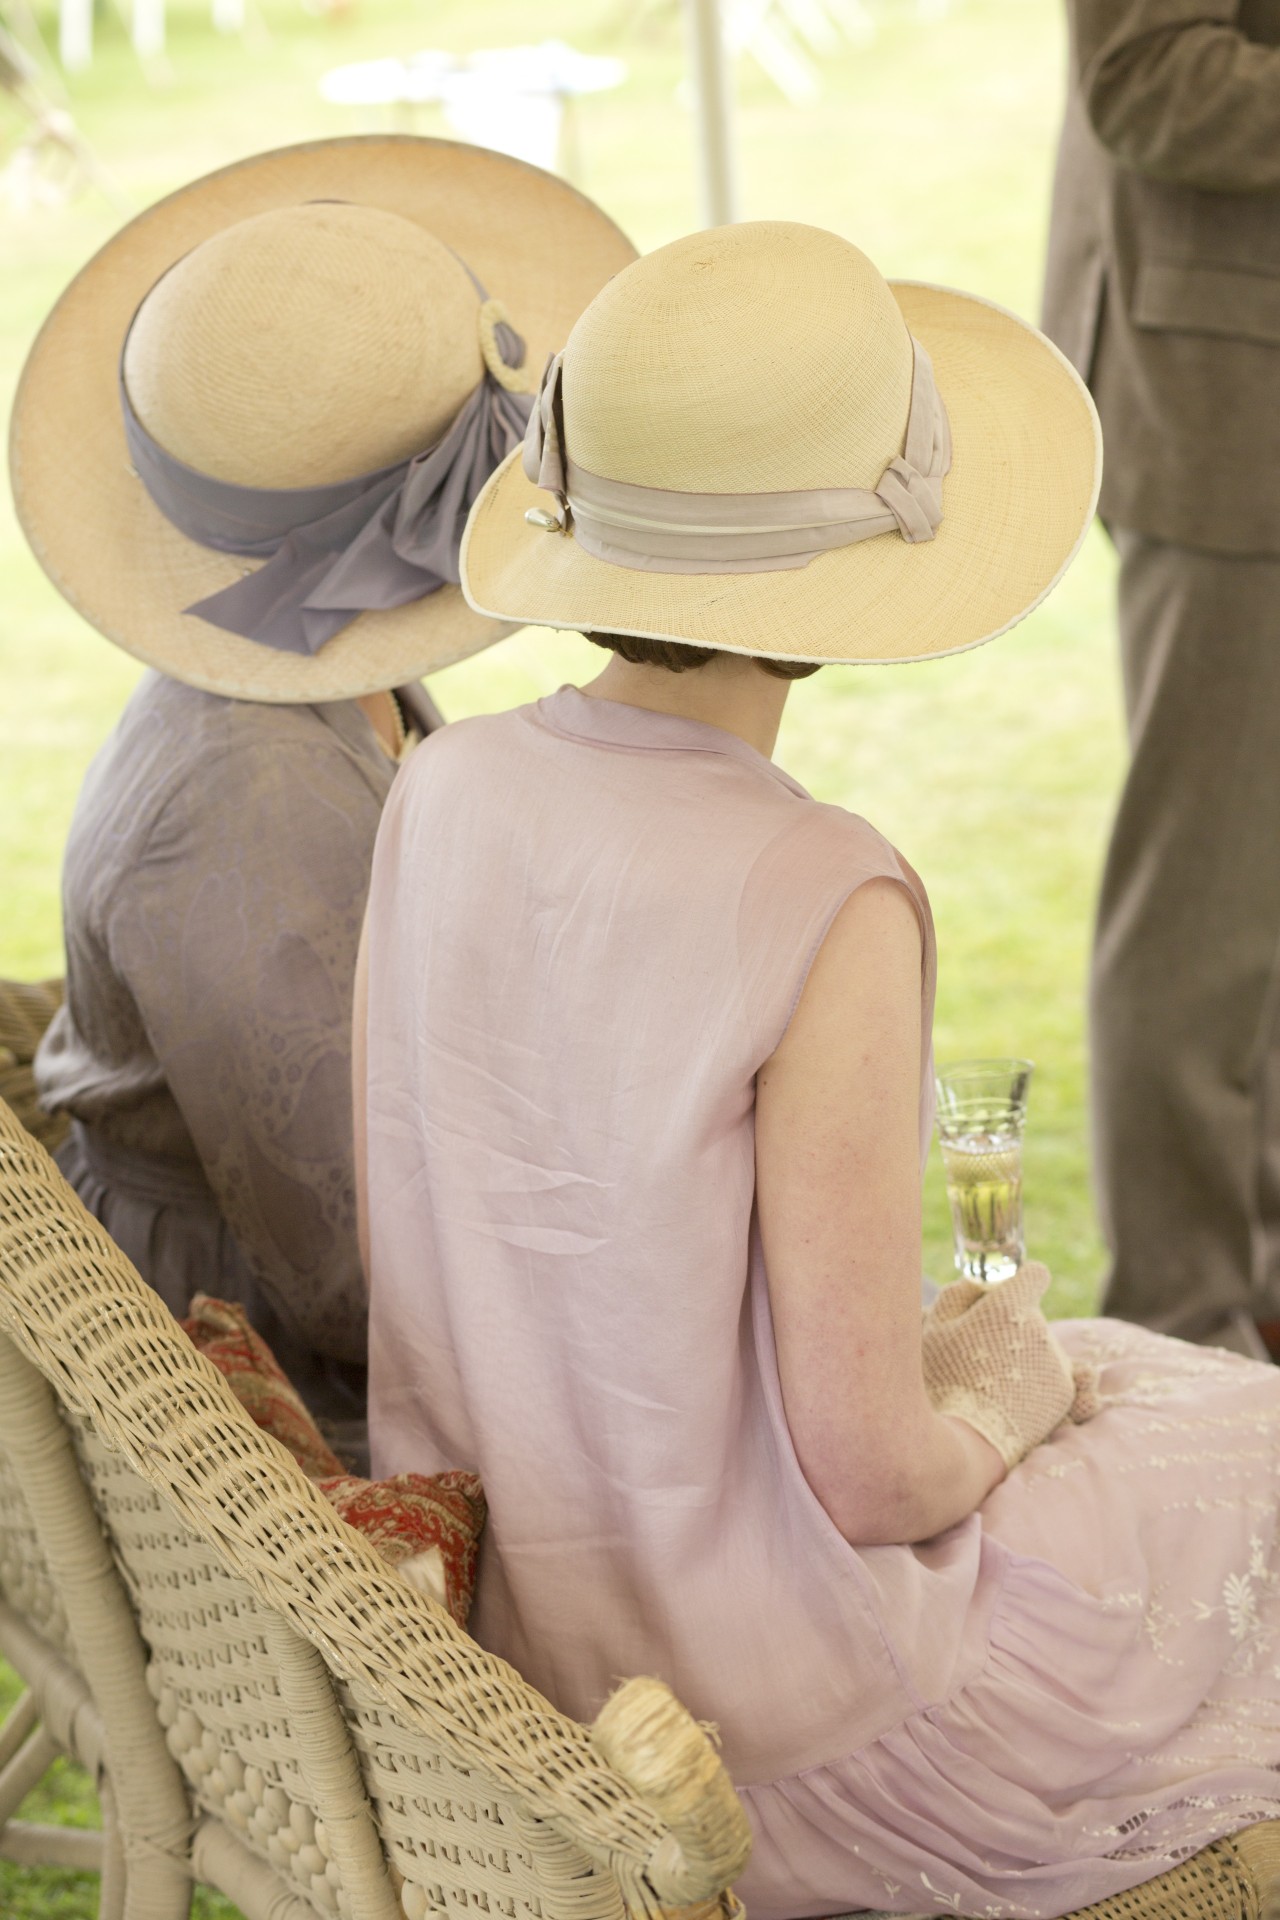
[10, 137, 636, 703]
[460, 222, 1102, 666]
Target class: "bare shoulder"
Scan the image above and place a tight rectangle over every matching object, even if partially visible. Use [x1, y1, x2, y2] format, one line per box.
[772, 875, 924, 1068]
[811, 874, 924, 975]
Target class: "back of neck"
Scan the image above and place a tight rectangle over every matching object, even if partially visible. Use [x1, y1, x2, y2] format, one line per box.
[581, 653, 791, 759]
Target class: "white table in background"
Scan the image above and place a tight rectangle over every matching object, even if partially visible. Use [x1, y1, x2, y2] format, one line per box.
[318, 40, 626, 174]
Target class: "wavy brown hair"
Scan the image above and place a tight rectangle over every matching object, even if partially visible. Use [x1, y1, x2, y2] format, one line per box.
[586, 632, 821, 680]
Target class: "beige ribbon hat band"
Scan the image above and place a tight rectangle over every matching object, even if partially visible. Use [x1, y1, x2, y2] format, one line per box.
[521, 334, 952, 575]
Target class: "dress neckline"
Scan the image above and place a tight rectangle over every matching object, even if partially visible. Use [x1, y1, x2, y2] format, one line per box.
[535, 685, 810, 800]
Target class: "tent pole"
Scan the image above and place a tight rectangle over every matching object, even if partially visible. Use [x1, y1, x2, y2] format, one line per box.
[684, 0, 738, 227]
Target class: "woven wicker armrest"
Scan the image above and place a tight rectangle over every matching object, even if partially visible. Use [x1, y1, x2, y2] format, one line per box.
[1065, 1827, 1280, 1920]
[0, 1094, 751, 1920]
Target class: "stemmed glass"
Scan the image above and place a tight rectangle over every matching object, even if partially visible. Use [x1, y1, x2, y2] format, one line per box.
[934, 1059, 1034, 1286]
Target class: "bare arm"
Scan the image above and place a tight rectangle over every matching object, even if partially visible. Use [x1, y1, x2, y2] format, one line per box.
[1075, 0, 1280, 191]
[755, 879, 1004, 1546]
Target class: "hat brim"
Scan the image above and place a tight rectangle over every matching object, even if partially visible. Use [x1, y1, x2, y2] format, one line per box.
[10, 136, 636, 703]
[459, 284, 1102, 667]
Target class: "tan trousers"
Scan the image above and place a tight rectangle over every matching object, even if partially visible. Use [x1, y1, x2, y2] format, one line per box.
[1093, 530, 1280, 1340]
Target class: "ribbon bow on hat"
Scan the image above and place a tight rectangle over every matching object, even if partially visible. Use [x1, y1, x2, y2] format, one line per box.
[123, 300, 533, 658]
[874, 359, 951, 543]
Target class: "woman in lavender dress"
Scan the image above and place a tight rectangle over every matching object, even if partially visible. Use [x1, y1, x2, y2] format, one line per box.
[11, 136, 634, 1455]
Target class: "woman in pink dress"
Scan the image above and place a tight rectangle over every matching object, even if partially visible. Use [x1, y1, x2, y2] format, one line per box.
[357, 223, 1280, 1918]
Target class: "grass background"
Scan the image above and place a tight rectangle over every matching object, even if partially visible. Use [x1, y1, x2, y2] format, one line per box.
[0, 0, 1121, 1911]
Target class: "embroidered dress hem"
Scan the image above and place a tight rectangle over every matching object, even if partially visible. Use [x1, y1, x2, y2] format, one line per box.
[737, 1319, 1280, 1920]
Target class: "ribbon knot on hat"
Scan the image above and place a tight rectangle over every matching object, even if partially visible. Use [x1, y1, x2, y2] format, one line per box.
[123, 332, 529, 660]
[520, 335, 952, 575]
[123, 302, 532, 659]
[875, 447, 947, 545]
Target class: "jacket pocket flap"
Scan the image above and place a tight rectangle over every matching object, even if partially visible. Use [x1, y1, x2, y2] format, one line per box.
[1134, 262, 1280, 347]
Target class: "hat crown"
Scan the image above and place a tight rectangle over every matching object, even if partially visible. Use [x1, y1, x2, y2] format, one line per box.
[122, 202, 484, 489]
[562, 223, 914, 495]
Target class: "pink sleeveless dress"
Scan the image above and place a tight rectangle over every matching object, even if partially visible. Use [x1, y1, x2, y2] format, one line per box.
[364, 688, 1280, 1920]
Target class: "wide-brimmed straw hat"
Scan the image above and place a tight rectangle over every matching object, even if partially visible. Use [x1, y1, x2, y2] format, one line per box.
[460, 222, 1102, 666]
[10, 137, 636, 703]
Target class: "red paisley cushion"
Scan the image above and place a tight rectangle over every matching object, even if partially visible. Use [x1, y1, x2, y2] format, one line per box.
[316, 1472, 486, 1627]
[180, 1295, 485, 1625]
[181, 1293, 345, 1478]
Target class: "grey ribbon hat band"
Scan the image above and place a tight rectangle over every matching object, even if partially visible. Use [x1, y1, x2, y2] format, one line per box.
[120, 265, 531, 658]
[522, 334, 952, 575]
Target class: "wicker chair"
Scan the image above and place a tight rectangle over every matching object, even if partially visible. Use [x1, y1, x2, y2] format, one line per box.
[0, 975, 139, 1908]
[3, 1079, 1280, 1920]
[0, 1092, 752, 1920]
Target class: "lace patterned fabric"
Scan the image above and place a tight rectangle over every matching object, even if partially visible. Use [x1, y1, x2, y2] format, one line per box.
[741, 1320, 1280, 1917]
[35, 671, 434, 1425]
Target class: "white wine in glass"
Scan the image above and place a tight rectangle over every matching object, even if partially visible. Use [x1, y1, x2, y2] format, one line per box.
[940, 1131, 1024, 1285]
[934, 1060, 1033, 1286]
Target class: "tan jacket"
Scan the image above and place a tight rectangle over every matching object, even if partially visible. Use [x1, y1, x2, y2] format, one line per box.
[1042, 0, 1280, 552]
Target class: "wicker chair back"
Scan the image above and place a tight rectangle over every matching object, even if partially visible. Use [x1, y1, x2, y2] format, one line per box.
[0, 1094, 751, 1920]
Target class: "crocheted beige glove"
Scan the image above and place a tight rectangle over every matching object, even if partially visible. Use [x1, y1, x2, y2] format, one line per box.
[921, 1263, 1101, 1470]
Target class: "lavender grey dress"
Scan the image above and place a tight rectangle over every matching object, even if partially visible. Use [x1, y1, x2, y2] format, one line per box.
[35, 670, 438, 1455]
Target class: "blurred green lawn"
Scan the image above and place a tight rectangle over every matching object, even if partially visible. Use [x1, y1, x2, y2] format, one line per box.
[0, 0, 1119, 1911]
